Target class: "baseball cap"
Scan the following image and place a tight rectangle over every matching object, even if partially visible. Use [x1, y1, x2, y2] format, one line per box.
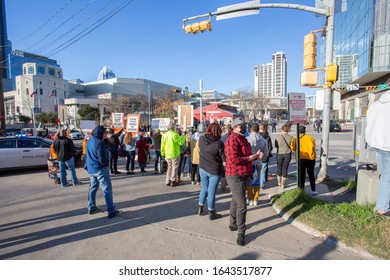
[232, 117, 247, 127]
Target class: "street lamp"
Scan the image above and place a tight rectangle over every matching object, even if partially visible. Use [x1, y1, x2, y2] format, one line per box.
[183, 0, 334, 181]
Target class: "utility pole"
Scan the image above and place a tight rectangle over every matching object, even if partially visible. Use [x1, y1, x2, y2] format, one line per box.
[0, 0, 6, 131]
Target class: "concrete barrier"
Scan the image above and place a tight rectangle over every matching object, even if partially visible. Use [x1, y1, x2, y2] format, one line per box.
[356, 169, 380, 205]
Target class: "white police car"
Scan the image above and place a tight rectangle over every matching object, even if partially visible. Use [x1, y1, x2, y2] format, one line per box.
[0, 135, 52, 171]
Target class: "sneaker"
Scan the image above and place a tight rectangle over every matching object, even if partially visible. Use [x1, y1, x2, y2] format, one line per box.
[171, 181, 178, 187]
[88, 207, 101, 215]
[209, 210, 222, 220]
[196, 182, 200, 185]
[108, 210, 122, 219]
[229, 225, 238, 231]
[247, 200, 253, 206]
[73, 181, 84, 186]
[253, 200, 258, 206]
[153, 170, 159, 174]
[191, 181, 195, 185]
[62, 183, 71, 188]
[236, 233, 245, 246]
[166, 180, 171, 186]
[311, 191, 318, 196]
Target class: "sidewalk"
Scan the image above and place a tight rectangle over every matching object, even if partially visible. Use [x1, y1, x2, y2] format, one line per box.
[0, 158, 378, 260]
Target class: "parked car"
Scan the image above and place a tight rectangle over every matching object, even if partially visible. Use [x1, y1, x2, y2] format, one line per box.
[314, 119, 341, 132]
[5, 128, 22, 136]
[0, 136, 82, 171]
[69, 130, 84, 140]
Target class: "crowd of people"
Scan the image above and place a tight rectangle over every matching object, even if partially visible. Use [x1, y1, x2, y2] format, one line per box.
[46, 118, 323, 245]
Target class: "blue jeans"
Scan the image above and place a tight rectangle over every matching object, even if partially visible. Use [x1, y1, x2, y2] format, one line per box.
[88, 166, 116, 214]
[182, 154, 192, 173]
[58, 157, 79, 186]
[260, 161, 269, 189]
[199, 168, 221, 211]
[154, 149, 161, 171]
[376, 149, 390, 213]
[125, 150, 136, 171]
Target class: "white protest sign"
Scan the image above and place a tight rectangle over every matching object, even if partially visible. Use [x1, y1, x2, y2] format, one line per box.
[288, 92, 306, 124]
[111, 113, 124, 128]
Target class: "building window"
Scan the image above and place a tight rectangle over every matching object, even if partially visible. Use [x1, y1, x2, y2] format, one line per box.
[26, 88, 29, 95]
[28, 66, 35, 74]
[54, 82, 56, 86]
[40, 88, 43, 95]
[16, 106, 20, 113]
[40, 81, 42, 85]
[37, 66, 45, 75]
[48, 68, 55, 76]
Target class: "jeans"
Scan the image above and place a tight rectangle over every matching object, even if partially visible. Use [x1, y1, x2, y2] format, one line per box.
[277, 153, 292, 177]
[182, 154, 192, 174]
[88, 166, 116, 214]
[154, 149, 161, 171]
[227, 175, 248, 235]
[125, 150, 135, 171]
[375, 149, 390, 213]
[58, 157, 79, 186]
[260, 161, 269, 188]
[177, 154, 184, 178]
[199, 168, 221, 211]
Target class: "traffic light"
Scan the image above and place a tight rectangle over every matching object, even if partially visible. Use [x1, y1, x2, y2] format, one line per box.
[171, 88, 181, 93]
[300, 71, 318, 86]
[303, 32, 317, 70]
[325, 63, 339, 83]
[188, 93, 201, 98]
[184, 20, 212, 34]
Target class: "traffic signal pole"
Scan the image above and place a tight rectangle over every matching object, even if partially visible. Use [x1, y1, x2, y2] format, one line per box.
[317, 0, 335, 182]
[184, 1, 334, 181]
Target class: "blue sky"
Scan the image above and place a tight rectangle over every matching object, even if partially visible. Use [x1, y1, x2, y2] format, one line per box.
[6, 0, 325, 95]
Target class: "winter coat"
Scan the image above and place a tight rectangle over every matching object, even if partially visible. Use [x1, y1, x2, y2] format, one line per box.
[86, 126, 109, 173]
[198, 134, 226, 176]
[135, 138, 149, 164]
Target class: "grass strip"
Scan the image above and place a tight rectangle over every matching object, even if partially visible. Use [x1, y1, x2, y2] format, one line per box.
[273, 188, 390, 259]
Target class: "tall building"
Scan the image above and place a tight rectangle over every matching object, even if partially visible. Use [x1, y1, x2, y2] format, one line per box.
[97, 66, 116, 80]
[254, 51, 287, 98]
[333, 0, 390, 120]
[272, 51, 287, 97]
[0, 0, 10, 80]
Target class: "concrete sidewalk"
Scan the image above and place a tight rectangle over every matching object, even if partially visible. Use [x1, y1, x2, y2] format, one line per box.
[0, 162, 378, 260]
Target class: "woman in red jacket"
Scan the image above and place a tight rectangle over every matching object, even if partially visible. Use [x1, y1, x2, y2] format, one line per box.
[136, 135, 149, 172]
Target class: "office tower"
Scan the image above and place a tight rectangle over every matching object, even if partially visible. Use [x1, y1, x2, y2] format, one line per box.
[97, 66, 116, 80]
[254, 51, 287, 98]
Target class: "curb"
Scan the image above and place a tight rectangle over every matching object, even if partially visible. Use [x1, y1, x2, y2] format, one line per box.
[268, 193, 381, 260]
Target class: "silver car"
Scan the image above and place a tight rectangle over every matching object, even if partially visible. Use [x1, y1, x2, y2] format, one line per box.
[0, 136, 52, 170]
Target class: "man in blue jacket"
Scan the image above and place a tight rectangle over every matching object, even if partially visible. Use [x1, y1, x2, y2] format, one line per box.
[86, 126, 121, 219]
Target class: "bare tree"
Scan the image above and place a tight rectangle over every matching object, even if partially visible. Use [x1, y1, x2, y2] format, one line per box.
[153, 93, 185, 119]
[236, 88, 271, 121]
[104, 95, 145, 115]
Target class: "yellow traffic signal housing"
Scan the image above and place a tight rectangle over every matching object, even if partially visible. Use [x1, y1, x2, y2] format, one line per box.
[325, 63, 339, 83]
[184, 20, 212, 34]
[300, 71, 318, 86]
[303, 33, 317, 70]
[171, 88, 181, 93]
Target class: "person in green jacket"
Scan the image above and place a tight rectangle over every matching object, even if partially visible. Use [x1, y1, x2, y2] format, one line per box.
[161, 123, 186, 187]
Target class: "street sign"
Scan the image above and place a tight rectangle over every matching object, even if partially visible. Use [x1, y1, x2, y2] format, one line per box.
[33, 108, 42, 113]
[378, 84, 389, 89]
[288, 92, 306, 124]
[346, 84, 359, 91]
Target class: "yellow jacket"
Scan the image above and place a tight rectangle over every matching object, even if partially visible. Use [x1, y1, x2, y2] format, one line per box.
[291, 134, 316, 160]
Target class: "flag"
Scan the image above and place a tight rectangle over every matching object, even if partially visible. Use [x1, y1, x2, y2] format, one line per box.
[30, 89, 37, 97]
[48, 90, 56, 99]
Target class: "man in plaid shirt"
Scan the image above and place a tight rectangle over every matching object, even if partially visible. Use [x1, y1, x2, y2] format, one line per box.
[225, 117, 263, 246]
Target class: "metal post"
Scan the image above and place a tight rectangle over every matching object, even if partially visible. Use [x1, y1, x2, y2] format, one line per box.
[317, 0, 335, 182]
[199, 79, 204, 132]
[0, 0, 6, 131]
[148, 84, 151, 130]
[296, 123, 301, 188]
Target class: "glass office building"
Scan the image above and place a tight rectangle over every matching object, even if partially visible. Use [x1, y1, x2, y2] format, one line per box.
[333, 0, 390, 119]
